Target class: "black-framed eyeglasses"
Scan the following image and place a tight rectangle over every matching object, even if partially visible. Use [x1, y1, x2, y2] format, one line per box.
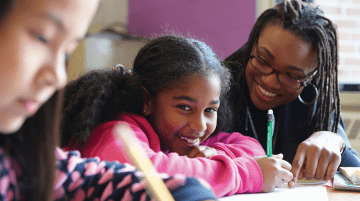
[249, 54, 318, 90]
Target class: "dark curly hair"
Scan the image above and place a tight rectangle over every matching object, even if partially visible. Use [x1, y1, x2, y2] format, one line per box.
[61, 70, 143, 146]
[225, 0, 340, 133]
[61, 35, 233, 147]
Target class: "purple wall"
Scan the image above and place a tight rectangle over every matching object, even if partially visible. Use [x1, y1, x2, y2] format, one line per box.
[128, 0, 256, 59]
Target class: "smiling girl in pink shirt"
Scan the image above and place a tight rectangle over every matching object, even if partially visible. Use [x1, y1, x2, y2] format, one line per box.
[62, 35, 294, 197]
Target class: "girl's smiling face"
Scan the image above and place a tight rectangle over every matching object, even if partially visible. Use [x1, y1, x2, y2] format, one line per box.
[0, 0, 99, 133]
[245, 25, 318, 110]
[148, 74, 221, 156]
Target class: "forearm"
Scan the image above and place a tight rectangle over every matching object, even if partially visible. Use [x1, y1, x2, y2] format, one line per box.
[94, 138, 264, 197]
[91, 119, 264, 197]
[203, 132, 266, 158]
[151, 152, 263, 197]
[337, 118, 360, 167]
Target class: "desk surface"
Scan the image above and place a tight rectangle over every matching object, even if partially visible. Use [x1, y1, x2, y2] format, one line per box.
[219, 185, 360, 201]
[327, 187, 360, 201]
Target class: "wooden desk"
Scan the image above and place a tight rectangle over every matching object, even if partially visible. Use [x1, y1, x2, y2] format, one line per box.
[327, 187, 360, 201]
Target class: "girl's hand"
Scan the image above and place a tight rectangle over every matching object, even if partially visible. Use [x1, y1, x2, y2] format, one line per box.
[187, 146, 218, 158]
[288, 131, 342, 188]
[253, 154, 293, 192]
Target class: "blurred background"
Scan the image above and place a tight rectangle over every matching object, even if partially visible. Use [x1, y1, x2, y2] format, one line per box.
[67, 0, 360, 154]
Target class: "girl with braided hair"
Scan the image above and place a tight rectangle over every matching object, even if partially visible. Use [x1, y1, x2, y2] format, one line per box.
[225, 0, 360, 188]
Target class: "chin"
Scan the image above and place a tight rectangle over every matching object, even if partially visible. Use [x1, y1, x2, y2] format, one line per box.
[172, 147, 191, 156]
[252, 98, 282, 111]
[249, 94, 269, 110]
[254, 102, 272, 111]
[0, 118, 25, 134]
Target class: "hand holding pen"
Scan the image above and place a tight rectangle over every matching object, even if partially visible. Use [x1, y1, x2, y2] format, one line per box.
[253, 154, 293, 192]
[252, 109, 293, 192]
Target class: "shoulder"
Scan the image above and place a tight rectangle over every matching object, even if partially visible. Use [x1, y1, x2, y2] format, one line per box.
[90, 113, 147, 135]
[118, 112, 148, 125]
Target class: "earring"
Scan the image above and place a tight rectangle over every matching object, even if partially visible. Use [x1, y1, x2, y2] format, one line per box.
[144, 109, 147, 113]
[298, 83, 319, 105]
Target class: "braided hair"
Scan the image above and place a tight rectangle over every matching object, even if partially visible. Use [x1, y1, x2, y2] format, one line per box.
[61, 35, 232, 147]
[225, 0, 340, 133]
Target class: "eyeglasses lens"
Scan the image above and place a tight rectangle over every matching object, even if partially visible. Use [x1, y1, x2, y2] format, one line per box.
[250, 56, 301, 89]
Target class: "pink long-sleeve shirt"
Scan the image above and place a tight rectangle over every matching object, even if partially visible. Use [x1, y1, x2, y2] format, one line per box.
[66, 113, 266, 197]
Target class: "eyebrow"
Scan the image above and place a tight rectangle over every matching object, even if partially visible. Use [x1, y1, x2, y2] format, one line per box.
[38, 13, 84, 42]
[258, 46, 305, 74]
[173, 95, 220, 105]
[41, 13, 65, 31]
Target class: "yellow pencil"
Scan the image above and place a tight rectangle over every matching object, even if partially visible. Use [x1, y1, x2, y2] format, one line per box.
[114, 123, 175, 201]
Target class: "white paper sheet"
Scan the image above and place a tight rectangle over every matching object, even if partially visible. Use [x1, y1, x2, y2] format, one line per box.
[219, 183, 328, 201]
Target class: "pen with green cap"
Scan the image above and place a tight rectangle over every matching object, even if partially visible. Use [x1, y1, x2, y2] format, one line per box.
[267, 109, 275, 157]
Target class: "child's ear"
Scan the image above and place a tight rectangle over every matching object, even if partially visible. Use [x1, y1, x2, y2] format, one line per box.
[141, 86, 152, 116]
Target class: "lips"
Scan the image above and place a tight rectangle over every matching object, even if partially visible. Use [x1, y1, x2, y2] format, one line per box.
[20, 99, 39, 114]
[177, 134, 201, 146]
[258, 84, 277, 98]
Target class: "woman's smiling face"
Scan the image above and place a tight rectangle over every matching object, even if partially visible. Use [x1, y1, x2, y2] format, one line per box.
[245, 25, 318, 110]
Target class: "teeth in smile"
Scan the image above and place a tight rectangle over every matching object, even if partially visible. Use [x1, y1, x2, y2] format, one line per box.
[258, 85, 277, 98]
[179, 135, 200, 145]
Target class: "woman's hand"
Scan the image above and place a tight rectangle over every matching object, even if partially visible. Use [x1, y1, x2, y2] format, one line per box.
[288, 131, 343, 188]
[253, 154, 293, 192]
[187, 146, 218, 158]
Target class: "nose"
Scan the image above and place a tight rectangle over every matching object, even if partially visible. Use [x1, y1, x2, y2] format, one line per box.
[262, 71, 282, 90]
[189, 113, 207, 133]
[37, 54, 67, 89]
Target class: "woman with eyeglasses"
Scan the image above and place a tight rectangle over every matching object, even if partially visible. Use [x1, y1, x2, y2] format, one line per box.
[224, 0, 360, 188]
